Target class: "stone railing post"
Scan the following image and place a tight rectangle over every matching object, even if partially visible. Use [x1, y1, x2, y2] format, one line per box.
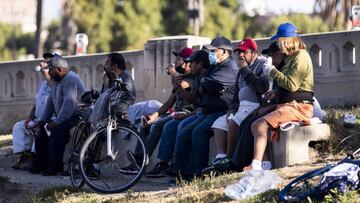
[143, 35, 210, 102]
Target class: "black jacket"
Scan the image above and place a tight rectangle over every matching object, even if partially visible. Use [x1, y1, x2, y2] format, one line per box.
[199, 57, 238, 114]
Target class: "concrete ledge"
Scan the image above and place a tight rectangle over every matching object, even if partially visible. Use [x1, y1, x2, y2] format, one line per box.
[271, 123, 331, 168]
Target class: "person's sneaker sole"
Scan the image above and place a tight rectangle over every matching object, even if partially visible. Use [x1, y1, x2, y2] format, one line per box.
[118, 168, 139, 175]
[57, 172, 71, 179]
[144, 173, 166, 178]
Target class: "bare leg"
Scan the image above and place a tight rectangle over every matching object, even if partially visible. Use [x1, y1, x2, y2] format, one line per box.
[251, 118, 270, 161]
[226, 120, 240, 157]
[213, 129, 227, 154]
[263, 145, 270, 161]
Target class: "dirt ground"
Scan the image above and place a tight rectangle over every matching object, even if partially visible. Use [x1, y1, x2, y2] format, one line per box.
[0, 134, 342, 203]
[0, 135, 180, 202]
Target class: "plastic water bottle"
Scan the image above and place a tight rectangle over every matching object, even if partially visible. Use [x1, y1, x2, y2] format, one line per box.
[224, 170, 283, 200]
[35, 66, 42, 72]
[44, 123, 51, 137]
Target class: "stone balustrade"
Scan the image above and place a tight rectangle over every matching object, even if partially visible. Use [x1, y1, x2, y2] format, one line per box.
[0, 31, 359, 133]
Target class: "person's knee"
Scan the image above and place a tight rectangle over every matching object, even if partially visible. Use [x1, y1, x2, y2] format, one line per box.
[251, 119, 268, 136]
[229, 120, 239, 129]
[13, 121, 25, 132]
[192, 127, 210, 143]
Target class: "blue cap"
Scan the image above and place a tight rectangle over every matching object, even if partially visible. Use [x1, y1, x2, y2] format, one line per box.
[270, 23, 298, 40]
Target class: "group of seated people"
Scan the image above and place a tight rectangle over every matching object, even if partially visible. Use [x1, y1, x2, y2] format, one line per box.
[11, 22, 325, 182]
[11, 51, 135, 176]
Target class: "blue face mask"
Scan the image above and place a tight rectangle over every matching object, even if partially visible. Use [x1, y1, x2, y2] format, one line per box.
[208, 52, 217, 65]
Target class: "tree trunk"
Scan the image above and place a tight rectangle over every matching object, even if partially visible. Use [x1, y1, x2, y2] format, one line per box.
[315, 0, 360, 30]
[62, 1, 78, 55]
[34, 0, 43, 58]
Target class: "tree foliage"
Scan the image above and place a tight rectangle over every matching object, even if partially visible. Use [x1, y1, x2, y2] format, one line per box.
[243, 14, 330, 39]
[0, 23, 33, 61]
[1, 0, 352, 61]
[314, 0, 360, 30]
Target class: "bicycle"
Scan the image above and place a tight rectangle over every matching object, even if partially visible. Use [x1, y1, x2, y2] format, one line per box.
[68, 90, 99, 188]
[279, 147, 360, 202]
[78, 79, 148, 194]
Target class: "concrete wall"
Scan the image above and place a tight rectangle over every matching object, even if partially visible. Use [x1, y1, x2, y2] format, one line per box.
[0, 31, 359, 133]
[243, 30, 360, 107]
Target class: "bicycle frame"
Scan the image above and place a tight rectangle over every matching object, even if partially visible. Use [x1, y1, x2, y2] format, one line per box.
[104, 77, 130, 161]
[106, 117, 117, 160]
[279, 146, 360, 201]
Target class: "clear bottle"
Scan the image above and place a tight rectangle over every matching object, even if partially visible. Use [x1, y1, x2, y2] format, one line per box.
[35, 66, 42, 72]
[224, 170, 283, 200]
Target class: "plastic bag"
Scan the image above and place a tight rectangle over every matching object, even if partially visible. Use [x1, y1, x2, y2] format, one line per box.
[224, 170, 283, 200]
[320, 163, 360, 193]
[88, 90, 110, 126]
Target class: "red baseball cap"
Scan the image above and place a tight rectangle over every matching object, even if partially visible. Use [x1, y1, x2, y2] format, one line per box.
[172, 47, 193, 59]
[234, 38, 257, 52]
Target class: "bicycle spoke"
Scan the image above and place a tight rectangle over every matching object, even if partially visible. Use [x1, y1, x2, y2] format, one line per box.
[79, 125, 147, 193]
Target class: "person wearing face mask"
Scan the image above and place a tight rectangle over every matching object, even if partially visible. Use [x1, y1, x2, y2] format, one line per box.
[202, 38, 272, 174]
[146, 50, 209, 177]
[11, 52, 56, 171]
[120, 48, 197, 175]
[172, 36, 238, 180]
[34, 56, 86, 176]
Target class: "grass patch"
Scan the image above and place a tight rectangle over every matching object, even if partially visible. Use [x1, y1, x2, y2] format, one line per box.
[30, 186, 87, 203]
[0, 134, 12, 148]
[0, 175, 26, 202]
[4, 107, 360, 202]
[324, 106, 360, 155]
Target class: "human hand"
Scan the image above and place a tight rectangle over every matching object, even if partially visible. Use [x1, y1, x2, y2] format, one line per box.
[165, 64, 176, 77]
[263, 57, 274, 76]
[226, 110, 236, 123]
[266, 56, 272, 66]
[175, 75, 184, 84]
[263, 91, 275, 102]
[147, 112, 159, 124]
[171, 111, 188, 120]
[39, 61, 48, 69]
[33, 121, 45, 137]
[46, 121, 58, 130]
[179, 80, 190, 90]
[239, 58, 248, 69]
[24, 118, 32, 128]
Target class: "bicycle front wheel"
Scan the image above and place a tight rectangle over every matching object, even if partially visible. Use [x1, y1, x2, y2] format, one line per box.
[279, 164, 334, 202]
[79, 124, 148, 194]
[69, 120, 89, 188]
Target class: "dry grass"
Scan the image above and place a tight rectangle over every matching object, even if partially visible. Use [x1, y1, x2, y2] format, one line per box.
[0, 134, 12, 148]
[4, 107, 360, 202]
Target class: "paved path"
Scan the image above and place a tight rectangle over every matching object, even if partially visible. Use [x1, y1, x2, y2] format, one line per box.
[0, 135, 175, 202]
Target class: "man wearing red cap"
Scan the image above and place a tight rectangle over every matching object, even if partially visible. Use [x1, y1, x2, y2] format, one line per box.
[203, 38, 272, 174]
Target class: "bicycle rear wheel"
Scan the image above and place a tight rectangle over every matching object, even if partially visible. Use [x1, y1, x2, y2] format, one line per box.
[79, 124, 148, 193]
[279, 164, 334, 202]
[69, 120, 88, 188]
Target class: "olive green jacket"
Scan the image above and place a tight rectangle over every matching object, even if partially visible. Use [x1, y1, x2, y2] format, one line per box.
[270, 49, 314, 92]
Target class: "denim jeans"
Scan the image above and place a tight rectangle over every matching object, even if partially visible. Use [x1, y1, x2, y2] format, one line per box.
[48, 116, 79, 171]
[144, 115, 172, 156]
[173, 111, 226, 175]
[157, 115, 198, 162]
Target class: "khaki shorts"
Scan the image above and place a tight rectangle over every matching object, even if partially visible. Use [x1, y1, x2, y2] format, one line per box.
[263, 101, 314, 129]
[211, 101, 259, 132]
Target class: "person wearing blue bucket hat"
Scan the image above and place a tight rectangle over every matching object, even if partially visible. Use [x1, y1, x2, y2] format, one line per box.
[270, 23, 299, 40]
[244, 23, 315, 171]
